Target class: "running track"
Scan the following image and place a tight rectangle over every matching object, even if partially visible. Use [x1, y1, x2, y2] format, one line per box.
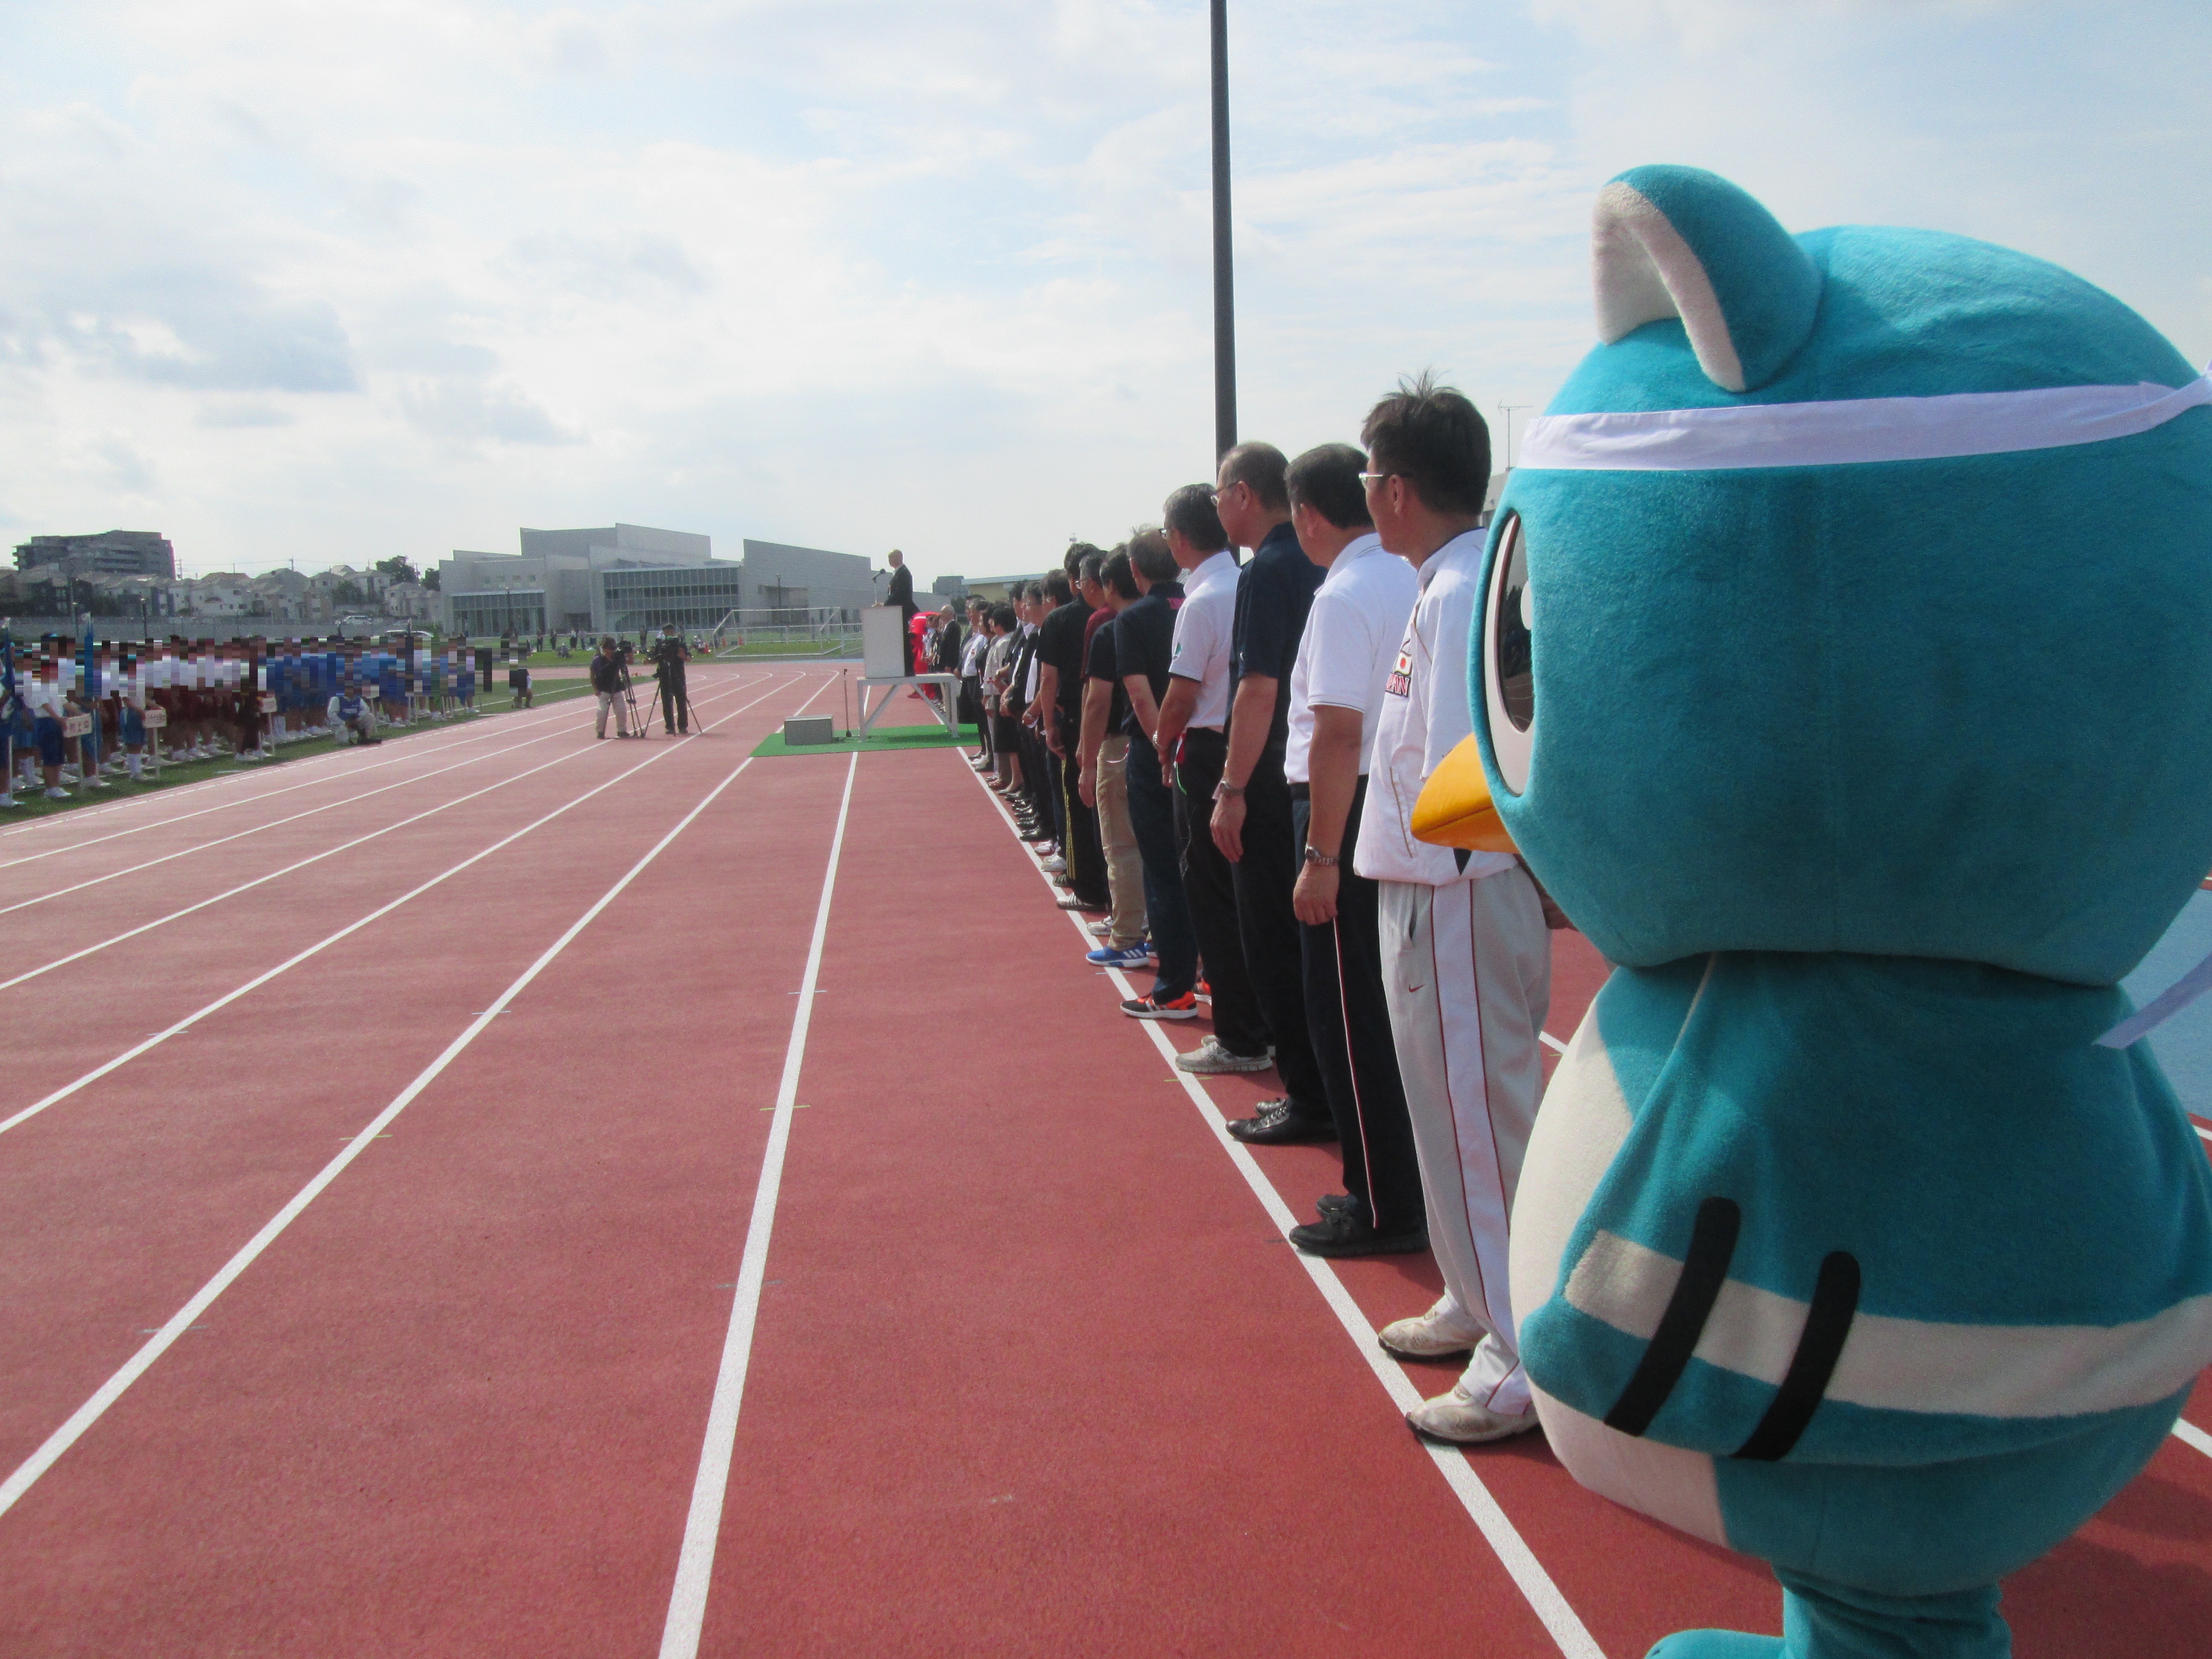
[0, 665, 2204, 1657]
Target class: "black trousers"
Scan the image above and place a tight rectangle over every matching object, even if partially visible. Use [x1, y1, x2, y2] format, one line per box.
[1173, 728, 1268, 1058]
[1295, 781, 1425, 1235]
[1230, 748, 1327, 1116]
[1058, 711, 1107, 905]
[660, 676, 689, 732]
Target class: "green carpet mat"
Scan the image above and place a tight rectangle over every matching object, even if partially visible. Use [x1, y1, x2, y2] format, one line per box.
[750, 722, 979, 758]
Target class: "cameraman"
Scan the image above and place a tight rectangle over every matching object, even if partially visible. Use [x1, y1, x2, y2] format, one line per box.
[647, 623, 691, 734]
[590, 636, 635, 739]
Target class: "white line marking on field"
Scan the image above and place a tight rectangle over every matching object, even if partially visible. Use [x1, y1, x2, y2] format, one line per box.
[0, 694, 605, 866]
[0, 676, 779, 974]
[1540, 1030, 1568, 1055]
[2174, 1416, 2212, 1459]
[956, 755, 1604, 1659]
[0, 722, 566, 916]
[659, 749, 857, 1659]
[0, 743, 773, 1526]
[0, 671, 769, 846]
[0, 674, 805, 1139]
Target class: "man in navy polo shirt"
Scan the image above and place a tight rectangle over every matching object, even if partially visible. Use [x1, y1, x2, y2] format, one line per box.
[1210, 442, 1332, 1144]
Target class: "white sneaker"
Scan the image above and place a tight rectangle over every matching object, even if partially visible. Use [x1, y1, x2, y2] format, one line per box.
[1088, 919, 1113, 937]
[0, 793, 15, 808]
[84, 776, 109, 788]
[45, 787, 69, 800]
[1041, 854, 1067, 873]
[1405, 1386, 1539, 1446]
[1175, 1036, 1273, 1075]
[1377, 1298, 1483, 1361]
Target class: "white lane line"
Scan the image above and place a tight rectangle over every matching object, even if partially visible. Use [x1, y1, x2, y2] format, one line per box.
[0, 750, 596, 995]
[0, 673, 692, 845]
[2175, 1417, 2212, 1459]
[659, 750, 858, 1659]
[0, 674, 774, 913]
[0, 674, 808, 1141]
[1540, 1030, 1568, 1055]
[0, 699, 599, 868]
[0, 743, 775, 1526]
[2, 727, 559, 916]
[956, 756, 1604, 1659]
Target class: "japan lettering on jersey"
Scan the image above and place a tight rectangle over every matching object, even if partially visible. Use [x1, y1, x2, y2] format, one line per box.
[1384, 639, 1413, 699]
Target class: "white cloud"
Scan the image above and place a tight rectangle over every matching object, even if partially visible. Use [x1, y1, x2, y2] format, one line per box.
[0, 0, 2199, 584]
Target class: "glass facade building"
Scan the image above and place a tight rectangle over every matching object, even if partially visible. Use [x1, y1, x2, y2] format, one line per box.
[600, 564, 749, 633]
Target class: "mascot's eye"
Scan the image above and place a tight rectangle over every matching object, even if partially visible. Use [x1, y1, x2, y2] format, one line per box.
[1482, 512, 1534, 796]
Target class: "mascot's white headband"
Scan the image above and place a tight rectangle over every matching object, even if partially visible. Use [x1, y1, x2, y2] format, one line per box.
[1520, 366, 2212, 472]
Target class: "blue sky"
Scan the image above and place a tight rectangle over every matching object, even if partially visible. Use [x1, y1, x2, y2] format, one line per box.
[0, 0, 2204, 588]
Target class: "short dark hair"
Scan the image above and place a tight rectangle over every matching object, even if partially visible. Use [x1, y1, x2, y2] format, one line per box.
[1078, 550, 1105, 585]
[991, 603, 1017, 630]
[1286, 443, 1374, 531]
[1129, 528, 1178, 587]
[1218, 441, 1289, 512]
[1102, 550, 1140, 601]
[1065, 541, 1101, 580]
[1044, 570, 1073, 603]
[1360, 371, 1491, 516]
[1161, 484, 1229, 553]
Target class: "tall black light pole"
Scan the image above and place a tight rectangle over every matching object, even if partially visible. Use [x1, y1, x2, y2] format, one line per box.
[1210, 0, 1236, 461]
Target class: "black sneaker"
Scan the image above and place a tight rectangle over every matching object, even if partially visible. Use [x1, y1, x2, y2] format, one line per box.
[1225, 1101, 1336, 1145]
[1120, 990, 1201, 1020]
[1288, 1212, 1428, 1259]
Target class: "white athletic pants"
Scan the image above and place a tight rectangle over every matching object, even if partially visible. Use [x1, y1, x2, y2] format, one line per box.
[595, 689, 631, 737]
[1379, 868, 1551, 1416]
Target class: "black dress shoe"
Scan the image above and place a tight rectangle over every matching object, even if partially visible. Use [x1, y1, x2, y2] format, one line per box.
[1019, 827, 1054, 843]
[1287, 1212, 1428, 1259]
[1226, 1100, 1336, 1145]
[1316, 1191, 1357, 1221]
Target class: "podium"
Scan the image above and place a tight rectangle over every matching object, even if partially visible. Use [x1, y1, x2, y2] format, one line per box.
[857, 605, 959, 739]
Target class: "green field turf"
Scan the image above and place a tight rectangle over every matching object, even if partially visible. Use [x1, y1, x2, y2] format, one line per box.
[750, 721, 978, 759]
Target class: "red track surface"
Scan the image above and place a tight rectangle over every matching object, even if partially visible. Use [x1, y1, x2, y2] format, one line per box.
[0, 675, 2205, 1657]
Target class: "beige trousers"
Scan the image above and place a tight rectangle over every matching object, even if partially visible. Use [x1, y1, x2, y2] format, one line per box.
[1094, 734, 1147, 948]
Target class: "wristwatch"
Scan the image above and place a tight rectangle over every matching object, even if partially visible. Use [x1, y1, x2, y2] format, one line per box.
[1214, 780, 1245, 801]
[1302, 846, 1340, 867]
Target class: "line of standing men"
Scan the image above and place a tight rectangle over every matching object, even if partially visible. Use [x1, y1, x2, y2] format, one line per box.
[1038, 378, 1557, 1446]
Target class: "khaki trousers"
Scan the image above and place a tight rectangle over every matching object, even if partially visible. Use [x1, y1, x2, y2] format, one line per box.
[1094, 734, 1147, 948]
[595, 689, 632, 737]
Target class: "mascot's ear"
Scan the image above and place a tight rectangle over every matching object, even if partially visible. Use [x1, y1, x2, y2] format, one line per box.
[1592, 165, 1822, 393]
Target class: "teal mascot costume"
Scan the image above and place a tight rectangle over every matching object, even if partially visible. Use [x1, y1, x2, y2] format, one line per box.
[1414, 166, 2212, 1657]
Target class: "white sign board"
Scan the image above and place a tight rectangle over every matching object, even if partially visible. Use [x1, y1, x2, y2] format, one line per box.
[62, 713, 92, 738]
[144, 707, 167, 729]
[862, 605, 910, 681]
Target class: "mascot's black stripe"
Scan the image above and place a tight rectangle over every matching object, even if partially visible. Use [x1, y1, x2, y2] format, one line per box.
[1604, 1196, 1741, 1436]
[1731, 1251, 1862, 1463]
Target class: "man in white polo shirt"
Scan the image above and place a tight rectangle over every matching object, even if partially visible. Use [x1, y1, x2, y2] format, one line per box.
[1281, 442, 1423, 1257]
[1354, 374, 1552, 1444]
[1152, 482, 1270, 1076]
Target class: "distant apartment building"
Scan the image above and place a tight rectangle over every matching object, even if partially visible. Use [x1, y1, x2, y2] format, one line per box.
[14, 530, 177, 579]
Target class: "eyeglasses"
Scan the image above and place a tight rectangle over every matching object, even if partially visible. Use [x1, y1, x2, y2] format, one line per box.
[1358, 471, 1398, 487]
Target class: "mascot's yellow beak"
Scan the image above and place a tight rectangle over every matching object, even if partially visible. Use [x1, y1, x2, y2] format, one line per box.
[1410, 735, 1519, 853]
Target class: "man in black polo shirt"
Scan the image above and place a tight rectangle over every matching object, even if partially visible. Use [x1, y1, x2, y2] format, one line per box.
[1211, 441, 1331, 1142]
[1036, 549, 1107, 910]
[1113, 530, 1198, 1019]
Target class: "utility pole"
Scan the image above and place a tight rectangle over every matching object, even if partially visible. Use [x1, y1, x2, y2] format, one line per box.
[1210, 0, 1236, 461]
[1497, 404, 1533, 470]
